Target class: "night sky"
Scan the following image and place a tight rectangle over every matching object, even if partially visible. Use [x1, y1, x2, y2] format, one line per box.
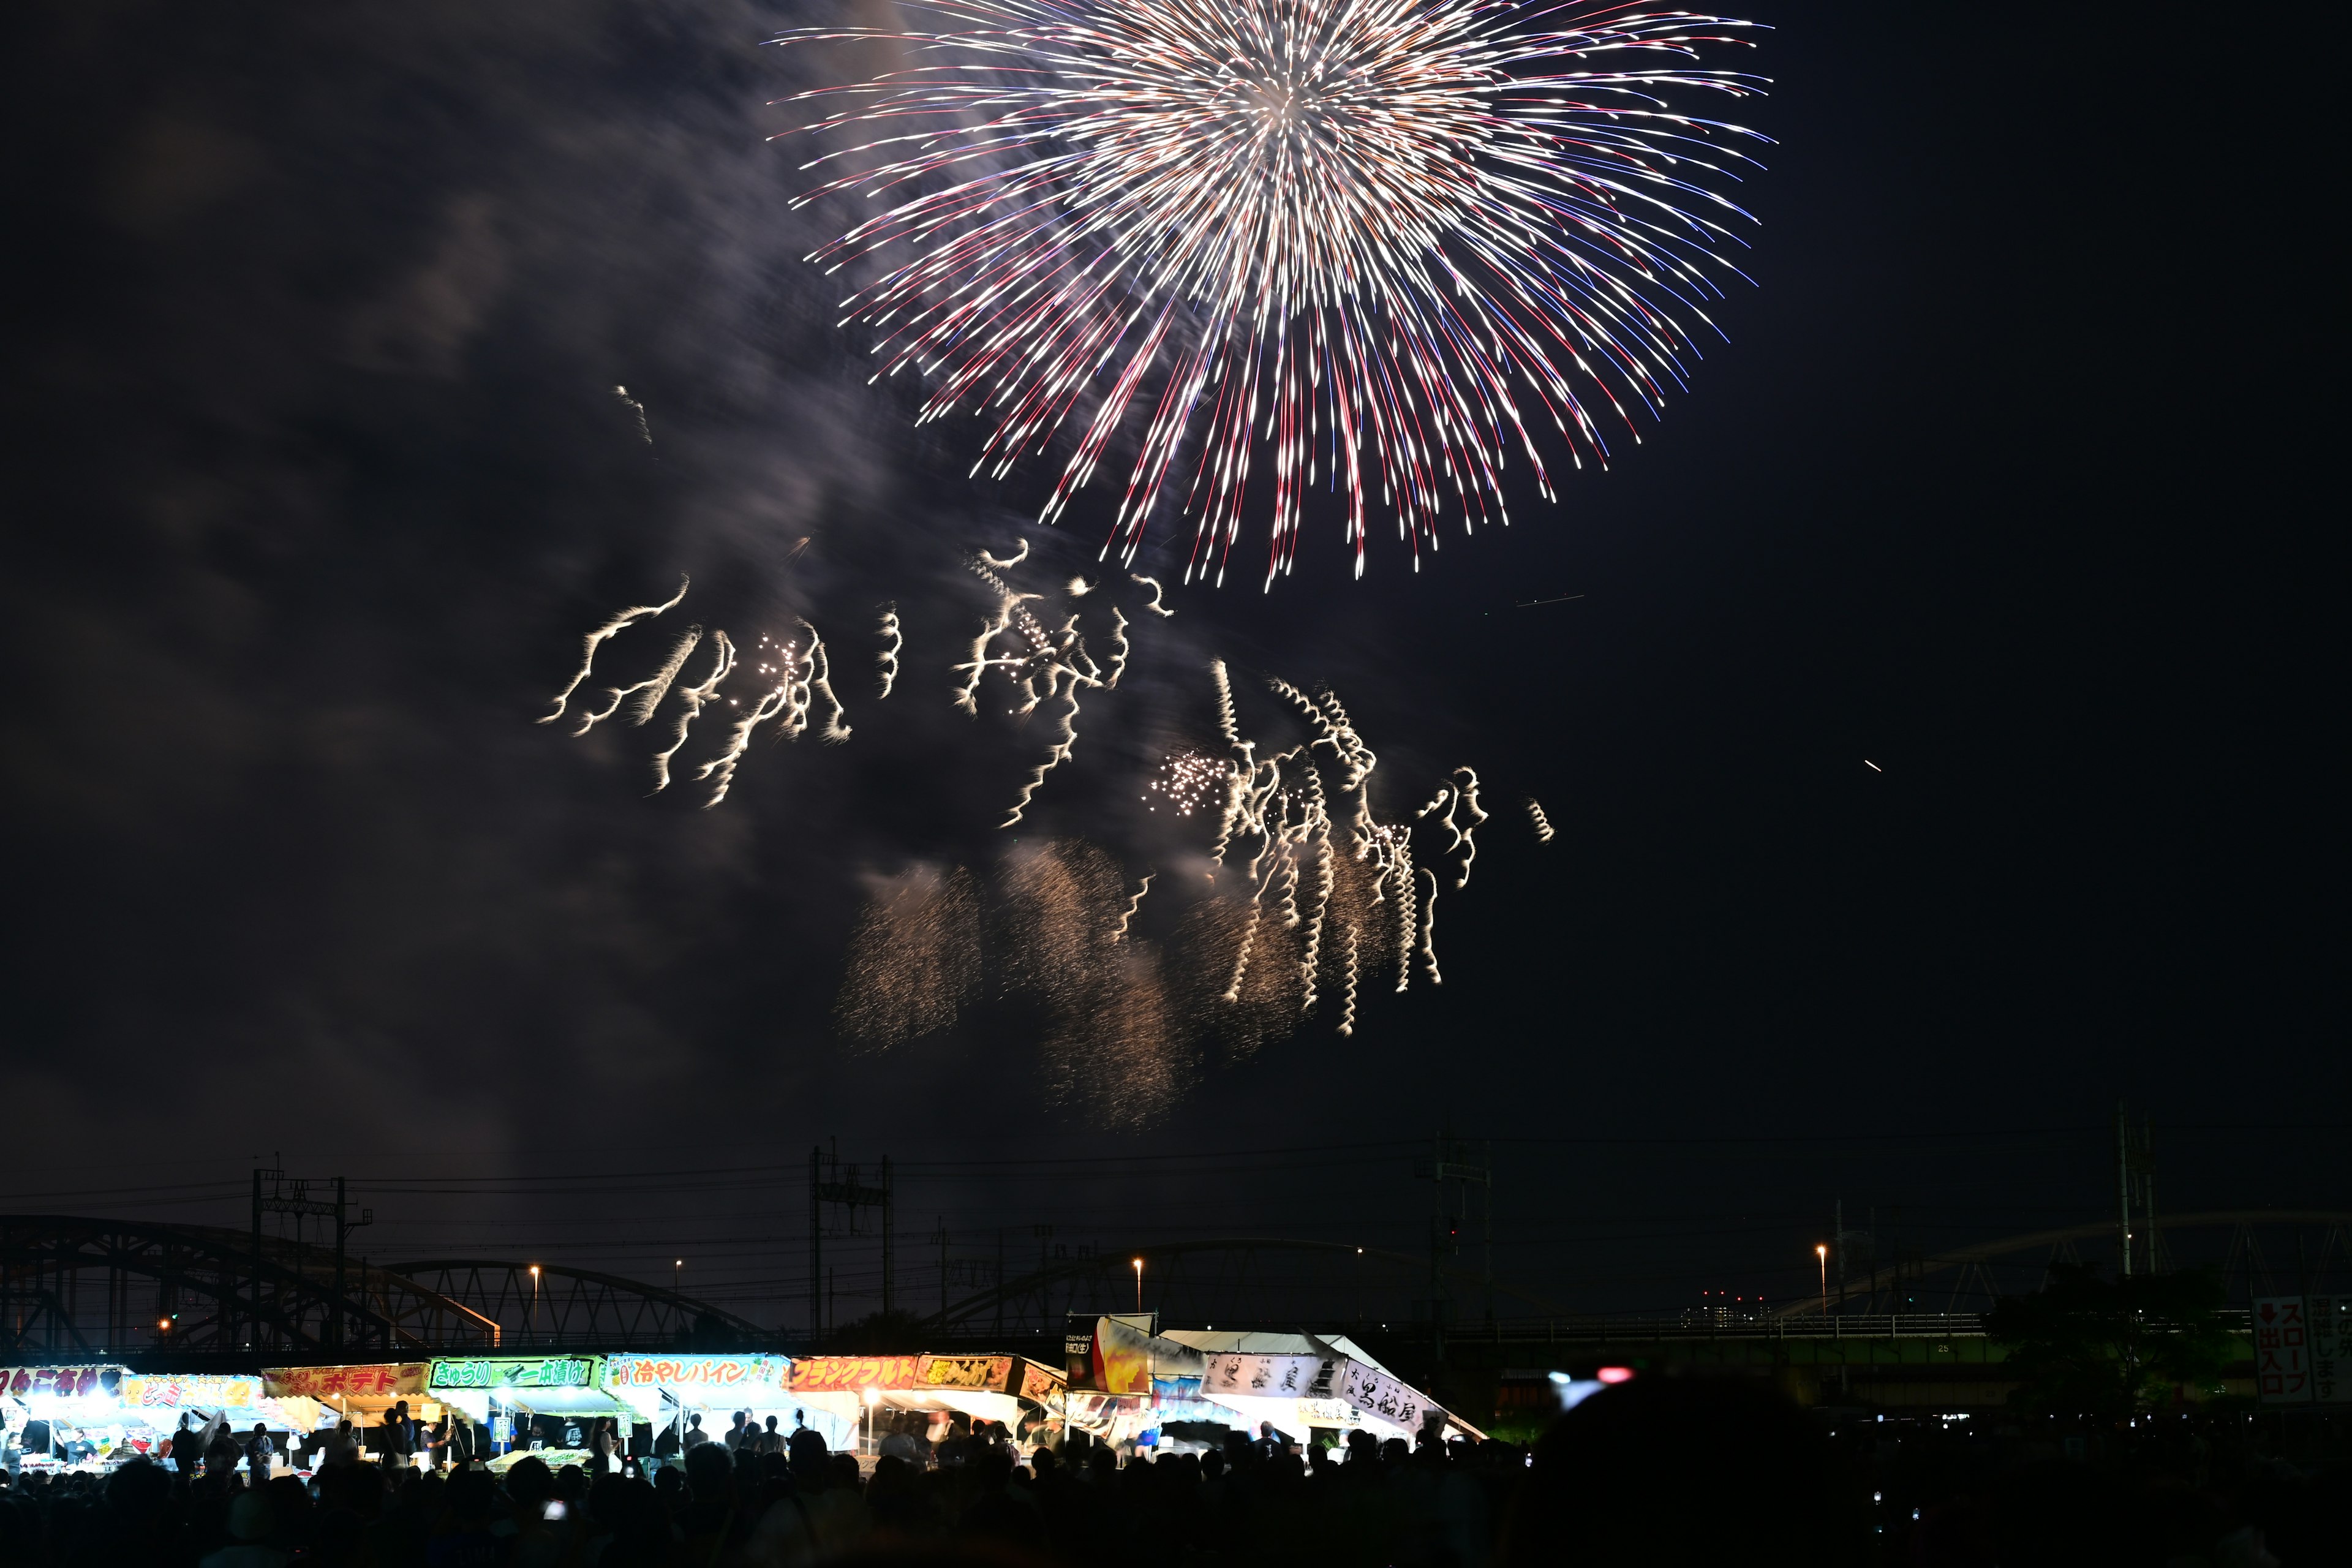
[4, 0, 2335, 1328]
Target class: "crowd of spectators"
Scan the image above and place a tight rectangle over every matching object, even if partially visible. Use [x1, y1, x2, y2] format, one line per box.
[0, 1378, 2343, 1566]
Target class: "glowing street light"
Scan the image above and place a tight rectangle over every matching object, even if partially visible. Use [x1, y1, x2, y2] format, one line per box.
[529, 1265, 541, 1344]
[1816, 1244, 1830, 1317]
[1132, 1257, 1144, 1315]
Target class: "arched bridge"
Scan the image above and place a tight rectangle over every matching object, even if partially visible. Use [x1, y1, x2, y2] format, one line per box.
[0, 1216, 758, 1358]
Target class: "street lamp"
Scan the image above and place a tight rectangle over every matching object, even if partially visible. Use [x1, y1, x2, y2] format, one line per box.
[529, 1265, 541, 1344]
[1132, 1257, 1144, 1315]
[674, 1259, 683, 1294]
[1815, 1245, 1829, 1317]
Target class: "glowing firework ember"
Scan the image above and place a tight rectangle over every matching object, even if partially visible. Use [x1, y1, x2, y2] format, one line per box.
[779, 1, 1766, 584]
[1146, 749, 1227, 818]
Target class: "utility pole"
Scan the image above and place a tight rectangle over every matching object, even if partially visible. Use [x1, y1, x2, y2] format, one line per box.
[881, 1156, 895, 1318]
[250, 1167, 265, 1351]
[1834, 1199, 1847, 1312]
[2116, 1100, 2133, 1277]
[1415, 1131, 1492, 1360]
[809, 1147, 821, 1342]
[935, 1219, 949, 1325]
[811, 1142, 893, 1334]
[252, 1164, 368, 1352]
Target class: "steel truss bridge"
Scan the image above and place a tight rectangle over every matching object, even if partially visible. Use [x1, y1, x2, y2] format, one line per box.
[7, 1209, 2343, 1364]
[0, 1217, 758, 1360]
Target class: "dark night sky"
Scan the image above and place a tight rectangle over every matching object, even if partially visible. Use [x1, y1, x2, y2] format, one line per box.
[2, 0, 2337, 1326]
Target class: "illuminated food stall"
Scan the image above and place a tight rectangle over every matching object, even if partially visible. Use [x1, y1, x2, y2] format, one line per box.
[787, 1353, 1067, 1453]
[600, 1353, 793, 1451]
[260, 1363, 440, 1466]
[4, 1366, 307, 1472]
[1064, 1318, 1482, 1454]
[426, 1355, 635, 1461]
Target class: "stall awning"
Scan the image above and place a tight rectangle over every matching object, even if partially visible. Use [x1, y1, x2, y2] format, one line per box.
[426, 1355, 633, 1417]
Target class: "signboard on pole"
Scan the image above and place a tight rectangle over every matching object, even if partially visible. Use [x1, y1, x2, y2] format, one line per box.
[2253, 1297, 2312, 1404]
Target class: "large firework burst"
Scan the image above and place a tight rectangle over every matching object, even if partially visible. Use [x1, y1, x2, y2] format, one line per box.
[778, 1, 1767, 586]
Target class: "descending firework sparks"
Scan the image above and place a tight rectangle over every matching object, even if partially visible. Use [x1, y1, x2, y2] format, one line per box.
[836, 865, 983, 1045]
[1527, 796, 1556, 842]
[650, 630, 735, 794]
[1115, 872, 1155, 939]
[978, 540, 1029, 570]
[612, 385, 652, 445]
[779, 3, 1766, 584]
[539, 576, 688, 725]
[876, 605, 902, 698]
[1336, 925, 1359, 1035]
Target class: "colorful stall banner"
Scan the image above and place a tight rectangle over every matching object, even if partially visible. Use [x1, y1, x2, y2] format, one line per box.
[1018, 1361, 1065, 1408]
[4, 1367, 126, 1401]
[121, 1375, 261, 1411]
[429, 1357, 598, 1391]
[263, 1365, 429, 1401]
[919, 1355, 1014, 1393]
[604, 1355, 786, 1393]
[1199, 1354, 1333, 1401]
[790, 1355, 923, 1393]
[1090, 1317, 1206, 1395]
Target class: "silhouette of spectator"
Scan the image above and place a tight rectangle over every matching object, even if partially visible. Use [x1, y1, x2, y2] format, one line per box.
[1502, 1376, 1865, 1568]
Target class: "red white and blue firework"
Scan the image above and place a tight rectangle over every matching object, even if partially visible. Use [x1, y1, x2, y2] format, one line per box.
[777, 1, 1768, 586]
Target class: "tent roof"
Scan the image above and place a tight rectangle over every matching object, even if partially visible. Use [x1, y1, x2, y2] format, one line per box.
[1156, 1330, 1396, 1377]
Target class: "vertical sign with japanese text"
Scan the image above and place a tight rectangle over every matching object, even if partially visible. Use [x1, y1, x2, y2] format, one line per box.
[2309, 1295, 2349, 1404]
[2253, 1297, 2312, 1404]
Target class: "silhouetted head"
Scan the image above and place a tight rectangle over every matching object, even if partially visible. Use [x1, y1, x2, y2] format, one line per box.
[1502, 1377, 1864, 1568]
[685, 1439, 734, 1505]
[504, 1456, 554, 1512]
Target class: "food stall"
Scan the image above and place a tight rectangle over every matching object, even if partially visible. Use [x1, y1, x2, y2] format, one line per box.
[261, 1363, 440, 1468]
[1064, 1318, 1482, 1457]
[4, 1365, 308, 1474]
[426, 1355, 636, 1465]
[787, 1353, 1066, 1454]
[601, 1353, 794, 1456]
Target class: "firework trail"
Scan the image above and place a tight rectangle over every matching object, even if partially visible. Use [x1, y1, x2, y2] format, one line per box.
[957, 554, 1152, 824]
[1115, 872, 1155, 939]
[1393, 843, 1417, 993]
[1221, 897, 1261, 1004]
[539, 576, 688, 725]
[804, 621, 852, 743]
[978, 540, 1029, 570]
[1419, 867, 1443, 985]
[697, 666, 791, 807]
[649, 630, 735, 794]
[571, 625, 701, 737]
[1528, 796, 1556, 842]
[876, 606, 901, 698]
[1131, 575, 1175, 617]
[613, 385, 652, 445]
[1417, 765, 1489, 887]
[779, 3, 1766, 584]
[1337, 923, 1359, 1037]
